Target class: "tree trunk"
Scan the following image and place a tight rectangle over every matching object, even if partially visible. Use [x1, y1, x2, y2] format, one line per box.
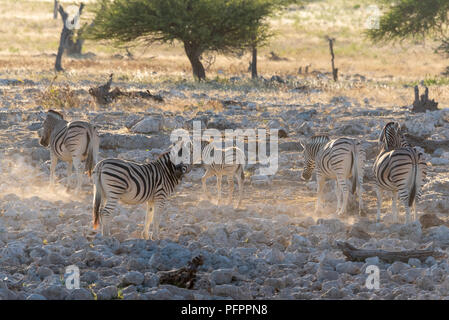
[251, 46, 258, 79]
[53, 0, 59, 19]
[66, 36, 84, 56]
[184, 43, 206, 81]
[55, 37, 65, 72]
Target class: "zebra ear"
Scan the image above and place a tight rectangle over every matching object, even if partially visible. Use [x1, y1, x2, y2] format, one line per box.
[299, 139, 306, 151]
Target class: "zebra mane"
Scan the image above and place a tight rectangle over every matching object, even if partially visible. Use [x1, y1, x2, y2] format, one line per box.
[379, 121, 407, 150]
[309, 135, 330, 144]
[47, 109, 64, 120]
[379, 122, 399, 143]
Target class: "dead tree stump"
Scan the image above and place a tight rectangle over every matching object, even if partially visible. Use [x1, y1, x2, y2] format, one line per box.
[55, 3, 85, 72]
[411, 86, 438, 113]
[326, 36, 338, 81]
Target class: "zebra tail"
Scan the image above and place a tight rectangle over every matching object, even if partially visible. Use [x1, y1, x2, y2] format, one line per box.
[92, 168, 102, 230]
[350, 148, 357, 195]
[240, 165, 245, 181]
[409, 153, 418, 207]
[85, 126, 98, 177]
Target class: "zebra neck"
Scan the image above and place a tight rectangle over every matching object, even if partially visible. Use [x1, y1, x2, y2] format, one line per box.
[52, 119, 68, 132]
[312, 143, 326, 159]
[151, 154, 181, 183]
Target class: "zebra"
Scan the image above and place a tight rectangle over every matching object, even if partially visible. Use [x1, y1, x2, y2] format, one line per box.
[39, 110, 100, 193]
[92, 141, 192, 240]
[300, 135, 365, 216]
[193, 139, 246, 207]
[373, 122, 427, 223]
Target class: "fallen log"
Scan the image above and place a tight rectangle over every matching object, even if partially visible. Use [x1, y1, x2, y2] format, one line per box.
[158, 255, 204, 289]
[336, 241, 444, 263]
[88, 73, 164, 105]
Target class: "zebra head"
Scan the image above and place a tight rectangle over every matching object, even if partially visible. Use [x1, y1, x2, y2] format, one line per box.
[300, 135, 330, 181]
[379, 122, 404, 151]
[39, 110, 64, 147]
[169, 140, 192, 178]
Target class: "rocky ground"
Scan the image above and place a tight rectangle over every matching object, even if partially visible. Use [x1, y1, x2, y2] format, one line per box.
[1, 77, 449, 300]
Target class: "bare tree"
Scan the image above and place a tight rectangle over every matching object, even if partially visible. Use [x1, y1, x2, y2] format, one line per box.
[55, 3, 85, 72]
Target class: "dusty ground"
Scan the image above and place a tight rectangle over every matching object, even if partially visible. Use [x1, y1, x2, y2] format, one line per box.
[1, 76, 449, 300]
[1, 0, 449, 300]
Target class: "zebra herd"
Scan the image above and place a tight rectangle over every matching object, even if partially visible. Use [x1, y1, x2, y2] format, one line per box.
[38, 110, 428, 240]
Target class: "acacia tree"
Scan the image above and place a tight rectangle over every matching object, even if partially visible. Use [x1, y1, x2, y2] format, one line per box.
[368, 0, 449, 54]
[87, 0, 279, 80]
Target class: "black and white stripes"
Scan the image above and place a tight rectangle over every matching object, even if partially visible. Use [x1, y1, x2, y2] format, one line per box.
[300, 135, 365, 216]
[197, 140, 246, 207]
[374, 122, 427, 223]
[39, 110, 99, 193]
[92, 141, 191, 239]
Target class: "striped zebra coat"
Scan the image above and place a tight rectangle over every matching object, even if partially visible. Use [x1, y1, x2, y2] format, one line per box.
[39, 110, 99, 193]
[194, 140, 245, 207]
[374, 122, 427, 223]
[300, 135, 365, 216]
[92, 141, 191, 240]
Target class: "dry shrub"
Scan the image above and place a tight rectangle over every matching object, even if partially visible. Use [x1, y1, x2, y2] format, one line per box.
[37, 76, 80, 109]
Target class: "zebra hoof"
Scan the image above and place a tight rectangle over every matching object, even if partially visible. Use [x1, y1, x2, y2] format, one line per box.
[141, 231, 149, 240]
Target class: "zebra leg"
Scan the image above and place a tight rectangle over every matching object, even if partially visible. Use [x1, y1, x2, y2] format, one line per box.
[50, 152, 58, 187]
[66, 160, 73, 189]
[201, 168, 213, 200]
[335, 181, 342, 213]
[392, 191, 399, 223]
[412, 201, 418, 222]
[100, 197, 118, 237]
[73, 156, 82, 194]
[337, 178, 349, 216]
[216, 174, 222, 205]
[315, 175, 325, 214]
[236, 173, 243, 208]
[357, 175, 364, 216]
[376, 186, 382, 222]
[142, 201, 154, 240]
[151, 201, 165, 240]
[227, 175, 234, 205]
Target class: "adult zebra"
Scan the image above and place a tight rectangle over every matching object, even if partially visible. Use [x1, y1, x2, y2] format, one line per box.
[92, 141, 191, 240]
[39, 110, 100, 193]
[374, 122, 427, 223]
[300, 135, 365, 216]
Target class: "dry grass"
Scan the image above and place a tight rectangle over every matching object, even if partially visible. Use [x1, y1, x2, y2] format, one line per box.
[0, 0, 448, 108]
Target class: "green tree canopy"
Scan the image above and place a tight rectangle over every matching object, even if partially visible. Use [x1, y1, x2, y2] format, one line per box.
[369, 0, 449, 53]
[87, 0, 282, 80]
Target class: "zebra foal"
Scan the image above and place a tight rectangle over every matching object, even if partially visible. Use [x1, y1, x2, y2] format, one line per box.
[300, 135, 365, 216]
[374, 122, 427, 223]
[39, 110, 100, 193]
[194, 140, 245, 207]
[92, 141, 191, 240]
